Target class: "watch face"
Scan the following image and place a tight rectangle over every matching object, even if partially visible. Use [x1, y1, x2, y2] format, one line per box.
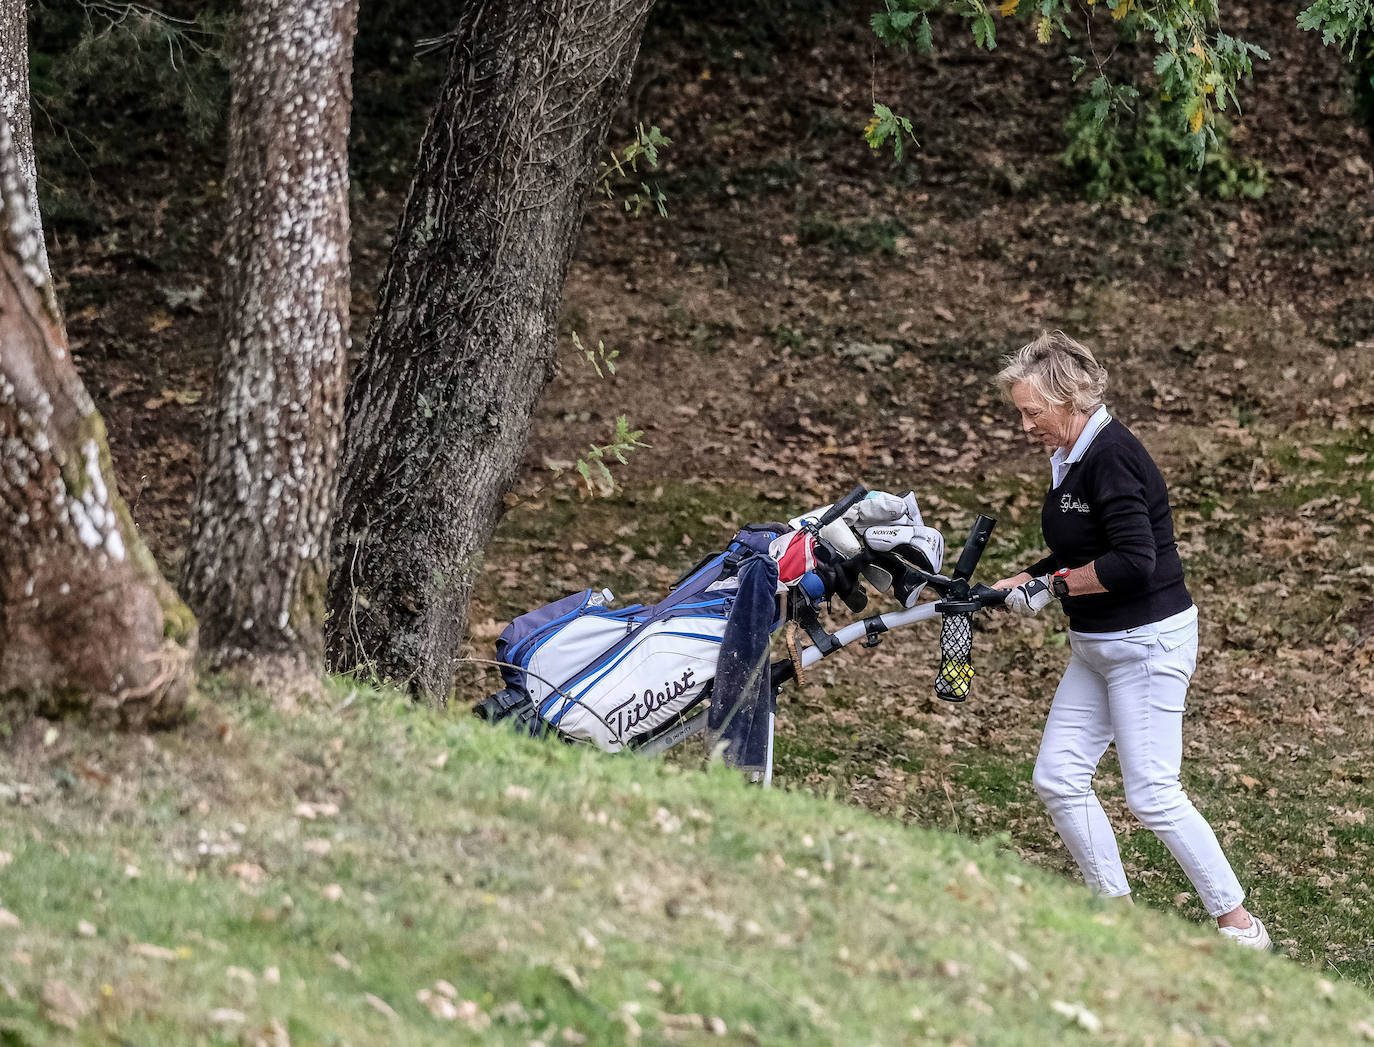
[1052, 576, 1070, 598]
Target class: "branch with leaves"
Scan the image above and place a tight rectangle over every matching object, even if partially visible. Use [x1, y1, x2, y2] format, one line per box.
[867, 0, 1286, 166]
[596, 123, 672, 218]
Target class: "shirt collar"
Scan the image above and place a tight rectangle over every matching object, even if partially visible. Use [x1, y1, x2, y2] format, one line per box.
[1050, 405, 1111, 486]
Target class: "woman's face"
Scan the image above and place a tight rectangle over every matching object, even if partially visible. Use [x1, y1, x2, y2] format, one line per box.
[1011, 381, 1073, 451]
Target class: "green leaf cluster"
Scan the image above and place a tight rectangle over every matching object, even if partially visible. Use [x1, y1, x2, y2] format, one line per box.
[863, 103, 918, 161]
[571, 332, 619, 378]
[1298, 0, 1374, 129]
[871, 1, 940, 53]
[597, 124, 672, 218]
[574, 416, 649, 498]
[867, 0, 1275, 165]
[1061, 92, 1267, 203]
[1298, 0, 1374, 56]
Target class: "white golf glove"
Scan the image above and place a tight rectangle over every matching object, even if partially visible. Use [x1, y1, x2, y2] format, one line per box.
[1003, 576, 1053, 617]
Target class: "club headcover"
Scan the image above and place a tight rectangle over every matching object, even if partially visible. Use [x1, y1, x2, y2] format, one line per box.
[787, 505, 862, 559]
[862, 523, 945, 576]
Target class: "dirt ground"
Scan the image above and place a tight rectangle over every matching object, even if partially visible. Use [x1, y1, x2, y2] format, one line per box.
[50, 0, 1374, 985]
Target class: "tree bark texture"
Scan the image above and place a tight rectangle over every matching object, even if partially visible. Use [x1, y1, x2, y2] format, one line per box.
[180, 0, 356, 680]
[327, 0, 656, 699]
[0, 0, 47, 275]
[0, 115, 194, 726]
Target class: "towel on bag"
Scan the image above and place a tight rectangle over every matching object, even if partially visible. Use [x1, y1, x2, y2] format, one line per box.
[707, 548, 780, 772]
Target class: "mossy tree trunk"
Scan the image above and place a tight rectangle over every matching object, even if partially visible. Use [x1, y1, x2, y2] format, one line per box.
[326, 0, 656, 700]
[0, 114, 194, 727]
[180, 0, 356, 694]
[0, 0, 46, 276]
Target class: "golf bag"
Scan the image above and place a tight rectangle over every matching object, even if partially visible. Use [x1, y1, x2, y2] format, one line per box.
[475, 525, 786, 759]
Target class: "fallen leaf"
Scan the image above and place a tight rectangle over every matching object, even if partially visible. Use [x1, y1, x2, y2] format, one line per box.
[364, 993, 398, 1020]
[228, 862, 268, 884]
[1051, 999, 1102, 1033]
[294, 801, 339, 819]
[417, 988, 459, 1020]
[42, 979, 91, 1030]
[257, 1017, 291, 1047]
[129, 943, 180, 961]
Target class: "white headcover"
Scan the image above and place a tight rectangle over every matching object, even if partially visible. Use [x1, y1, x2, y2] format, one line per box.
[790, 490, 942, 598]
[862, 522, 945, 575]
[851, 490, 923, 532]
[786, 504, 862, 559]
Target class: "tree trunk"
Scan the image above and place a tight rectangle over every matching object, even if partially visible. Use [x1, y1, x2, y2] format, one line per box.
[0, 115, 194, 727]
[0, 0, 47, 275]
[326, 0, 656, 700]
[180, 0, 356, 693]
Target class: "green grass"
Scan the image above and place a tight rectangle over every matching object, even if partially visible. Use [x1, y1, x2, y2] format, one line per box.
[0, 684, 1371, 1045]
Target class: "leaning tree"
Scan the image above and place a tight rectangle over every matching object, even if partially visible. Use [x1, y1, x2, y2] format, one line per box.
[181, 0, 356, 695]
[0, 111, 195, 726]
[326, 0, 657, 699]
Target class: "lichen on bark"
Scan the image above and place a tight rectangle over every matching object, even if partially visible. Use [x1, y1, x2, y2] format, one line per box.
[0, 107, 195, 727]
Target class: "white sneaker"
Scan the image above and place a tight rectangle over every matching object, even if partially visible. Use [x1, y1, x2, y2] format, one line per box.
[1218, 915, 1271, 951]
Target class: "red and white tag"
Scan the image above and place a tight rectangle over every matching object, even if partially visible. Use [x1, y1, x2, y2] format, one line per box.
[768, 530, 817, 585]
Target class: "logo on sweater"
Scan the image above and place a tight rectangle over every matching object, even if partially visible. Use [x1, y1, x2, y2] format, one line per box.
[607, 668, 697, 740]
[1059, 493, 1090, 514]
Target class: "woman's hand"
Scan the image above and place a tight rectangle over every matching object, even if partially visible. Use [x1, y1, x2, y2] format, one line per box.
[1003, 576, 1053, 617]
[991, 572, 1033, 591]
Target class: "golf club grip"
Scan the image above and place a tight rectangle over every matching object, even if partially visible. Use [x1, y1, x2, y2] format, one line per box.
[951, 514, 997, 582]
[976, 584, 1009, 608]
[817, 485, 868, 529]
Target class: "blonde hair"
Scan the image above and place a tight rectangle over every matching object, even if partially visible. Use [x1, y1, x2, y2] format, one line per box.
[996, 331, 1108, 415]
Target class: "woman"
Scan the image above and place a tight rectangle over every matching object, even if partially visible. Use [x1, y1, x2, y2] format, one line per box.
[990, 331, 1270, 949]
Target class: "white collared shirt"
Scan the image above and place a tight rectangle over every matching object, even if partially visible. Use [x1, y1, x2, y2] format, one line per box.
[1050, 404, 1112, 487]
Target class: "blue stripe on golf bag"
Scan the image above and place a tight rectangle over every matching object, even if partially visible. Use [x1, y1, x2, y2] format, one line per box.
[492, 528, 783, 751]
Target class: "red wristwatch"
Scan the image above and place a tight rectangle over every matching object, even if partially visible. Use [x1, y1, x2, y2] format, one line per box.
[1051, 567, 1071, 600]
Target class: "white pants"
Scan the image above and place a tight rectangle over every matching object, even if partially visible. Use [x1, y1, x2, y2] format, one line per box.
[1032, 612, 1246, 917]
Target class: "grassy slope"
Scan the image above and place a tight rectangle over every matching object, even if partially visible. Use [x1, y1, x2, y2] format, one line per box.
[0, 686, 1370, 1046]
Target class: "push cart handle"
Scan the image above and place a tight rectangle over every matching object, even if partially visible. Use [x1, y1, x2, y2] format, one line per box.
[951, 514, 997, 582]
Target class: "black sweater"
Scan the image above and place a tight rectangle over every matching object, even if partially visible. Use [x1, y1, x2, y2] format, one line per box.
[1023, 419, 1192, 632]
